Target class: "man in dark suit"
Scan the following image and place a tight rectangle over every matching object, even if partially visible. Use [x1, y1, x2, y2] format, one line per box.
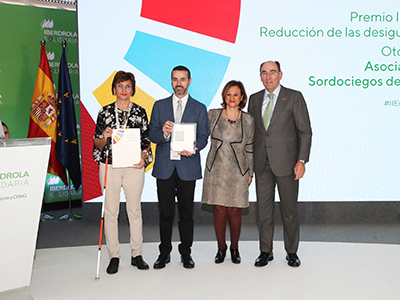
[148, 66, 208, 269]
[248, 61, 312, 267]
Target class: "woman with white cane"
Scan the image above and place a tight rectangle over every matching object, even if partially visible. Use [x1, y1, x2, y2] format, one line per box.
[93, 71, 152, 275]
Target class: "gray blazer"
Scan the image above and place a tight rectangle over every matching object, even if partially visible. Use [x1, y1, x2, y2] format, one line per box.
[206, 109, 254, 177]
[248, 85, 312, 177]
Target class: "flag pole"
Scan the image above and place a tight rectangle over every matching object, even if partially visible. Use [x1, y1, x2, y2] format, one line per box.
[58, 172, 83, 220]
[58, 39, 82, 221]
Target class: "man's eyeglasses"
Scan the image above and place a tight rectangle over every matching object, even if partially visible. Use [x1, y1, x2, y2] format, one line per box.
[260, 70, 278, 76]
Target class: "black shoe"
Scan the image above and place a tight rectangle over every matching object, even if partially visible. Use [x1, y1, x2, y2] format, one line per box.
[214, 248, 227, 264]
[181, 253, 195, 269]
[106, 257, 119, 274]
[286, 253, 301, 267]
[254, 252, 274, 267]
[131, 255, 149, 270]
[230, 248, 241, 264]
[153, 254, 170, 269]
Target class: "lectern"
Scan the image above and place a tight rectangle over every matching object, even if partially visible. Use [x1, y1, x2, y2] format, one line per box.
[0, 138, 51, 299]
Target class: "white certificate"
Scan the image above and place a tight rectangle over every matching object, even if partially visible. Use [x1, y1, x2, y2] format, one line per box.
[171, 123, 196, 154]
[112, 128, 141, 168]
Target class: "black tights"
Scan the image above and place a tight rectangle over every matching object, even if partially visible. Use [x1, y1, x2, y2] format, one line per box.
[213, 205, 242, 249]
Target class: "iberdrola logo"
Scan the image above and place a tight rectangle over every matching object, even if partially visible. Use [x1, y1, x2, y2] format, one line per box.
[47, 52, 55, 61]
[47, 176, 60, 186]
[0, 171, 29, 180]
[0, 171, 29, 189]
[41, 19, 54, 29]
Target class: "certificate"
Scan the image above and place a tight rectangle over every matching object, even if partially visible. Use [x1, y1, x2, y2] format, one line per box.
[112, 128, 141, 168]
[171, 123, 196, 154]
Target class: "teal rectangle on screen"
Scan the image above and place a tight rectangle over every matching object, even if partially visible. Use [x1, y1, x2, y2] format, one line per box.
[124, 31, 230, 107]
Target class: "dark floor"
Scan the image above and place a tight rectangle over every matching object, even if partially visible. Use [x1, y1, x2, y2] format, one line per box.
[36, 202, 400, 249]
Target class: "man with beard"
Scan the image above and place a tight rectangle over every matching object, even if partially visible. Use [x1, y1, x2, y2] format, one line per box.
[149, 65, 208, 269]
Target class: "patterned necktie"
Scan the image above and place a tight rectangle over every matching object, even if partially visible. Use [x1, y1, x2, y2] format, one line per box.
[263, 93, 274, 130]
[176, 99, 182, 123]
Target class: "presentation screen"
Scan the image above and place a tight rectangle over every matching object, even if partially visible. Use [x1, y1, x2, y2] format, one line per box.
[77, 0, 400, 202]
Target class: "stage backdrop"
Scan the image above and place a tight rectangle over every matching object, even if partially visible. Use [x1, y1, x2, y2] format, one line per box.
[0, 3, 82, 202]
[77, 0, 400, 202]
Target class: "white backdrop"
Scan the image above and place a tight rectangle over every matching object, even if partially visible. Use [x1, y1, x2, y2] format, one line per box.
[77, 0, 400, 202]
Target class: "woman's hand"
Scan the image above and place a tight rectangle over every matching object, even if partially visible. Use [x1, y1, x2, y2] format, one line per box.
[103, 127, 113, 139]
[94, 127, 113, 148]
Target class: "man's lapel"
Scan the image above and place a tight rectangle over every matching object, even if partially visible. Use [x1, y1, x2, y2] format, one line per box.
[166, 96, 175, 122]
[181, 96, 193, 122]
[269, 86, 289, 128]
[255, 91, 267, 132]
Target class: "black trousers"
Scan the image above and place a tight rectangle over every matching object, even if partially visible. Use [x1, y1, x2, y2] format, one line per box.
[156, 168, 196, 255]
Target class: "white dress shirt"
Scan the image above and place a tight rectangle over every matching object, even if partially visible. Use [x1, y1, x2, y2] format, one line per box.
[173, 93, 189, 122]
[164, 94, 189, 140]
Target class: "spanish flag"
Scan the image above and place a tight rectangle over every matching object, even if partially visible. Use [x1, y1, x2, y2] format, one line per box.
[27, 42, 67, 185]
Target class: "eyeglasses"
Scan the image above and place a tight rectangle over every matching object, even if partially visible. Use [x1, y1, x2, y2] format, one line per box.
[260, 70, 278, 77]
[116, 84, 133, 90]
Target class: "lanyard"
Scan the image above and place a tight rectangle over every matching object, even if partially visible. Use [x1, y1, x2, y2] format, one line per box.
[114, 101, 131, 130]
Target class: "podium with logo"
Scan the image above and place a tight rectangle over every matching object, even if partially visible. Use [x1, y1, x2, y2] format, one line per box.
[0, 138, 51, 299]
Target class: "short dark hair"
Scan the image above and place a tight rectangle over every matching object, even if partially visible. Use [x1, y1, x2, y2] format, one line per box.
[1, 121, 9, 138]
[171, 65, 191, 79]
[111, 71, 136, 96]
[220, 80, 248, 110]
[259, 61, 281, 73]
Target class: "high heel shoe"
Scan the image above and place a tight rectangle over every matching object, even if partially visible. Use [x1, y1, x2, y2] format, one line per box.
[214, 248, 227, 264]
[230, 247, 241, 264]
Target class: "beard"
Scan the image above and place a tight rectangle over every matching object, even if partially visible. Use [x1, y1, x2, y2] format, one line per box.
[173, 86, 187, 96]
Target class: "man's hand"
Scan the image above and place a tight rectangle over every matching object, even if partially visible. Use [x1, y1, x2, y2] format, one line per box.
[134, 150, 149, 169]
[179, 147, 198, 158]
[162, 121, 173, 138]
[294, 161, 305, 180]
[133, 158, 145, 169]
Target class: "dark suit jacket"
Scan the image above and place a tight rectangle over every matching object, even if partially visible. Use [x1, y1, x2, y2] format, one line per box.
[206, 109, 254, 177]
[248, 85, 312, 177]
[148, 95, 209, 181]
